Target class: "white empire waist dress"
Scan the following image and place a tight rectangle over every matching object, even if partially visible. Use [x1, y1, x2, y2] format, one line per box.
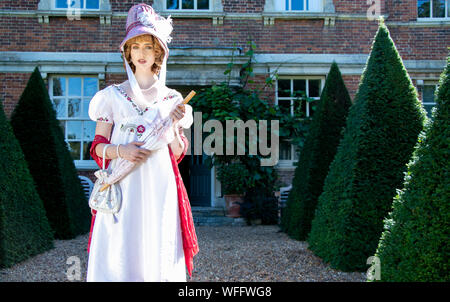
[86, 80, 189, 282]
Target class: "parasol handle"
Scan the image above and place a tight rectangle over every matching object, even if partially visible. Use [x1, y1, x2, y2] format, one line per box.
[183, 91, 196, 104]
[99, 184, 110, 192]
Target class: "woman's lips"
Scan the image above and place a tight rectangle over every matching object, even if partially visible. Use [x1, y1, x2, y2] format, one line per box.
[138, 60, 146, 64]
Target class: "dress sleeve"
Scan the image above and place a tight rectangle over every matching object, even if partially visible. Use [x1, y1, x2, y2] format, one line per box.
[88, 89, 114, 124]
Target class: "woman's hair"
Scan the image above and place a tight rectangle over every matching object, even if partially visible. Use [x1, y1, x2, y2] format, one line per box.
[123, 34, 165, 74]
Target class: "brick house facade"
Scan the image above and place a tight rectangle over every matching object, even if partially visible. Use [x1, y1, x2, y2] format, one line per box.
[0, 0, 448, 208]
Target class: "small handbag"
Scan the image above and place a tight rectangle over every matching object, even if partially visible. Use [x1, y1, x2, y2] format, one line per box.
[88, 144, 122, 222]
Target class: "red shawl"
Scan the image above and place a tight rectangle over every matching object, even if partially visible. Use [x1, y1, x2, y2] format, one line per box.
[87, 131, 199, 279]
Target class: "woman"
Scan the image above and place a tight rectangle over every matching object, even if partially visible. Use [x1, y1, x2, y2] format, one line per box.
[86, 3, 198, 282]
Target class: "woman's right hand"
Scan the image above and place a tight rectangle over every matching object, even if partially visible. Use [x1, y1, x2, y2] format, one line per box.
[120, 141, 152, 164]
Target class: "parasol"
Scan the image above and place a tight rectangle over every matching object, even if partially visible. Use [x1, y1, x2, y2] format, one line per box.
[99, 90, 196, 192]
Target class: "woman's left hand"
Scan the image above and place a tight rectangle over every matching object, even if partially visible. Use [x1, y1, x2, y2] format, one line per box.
[170, 104, 186, 124]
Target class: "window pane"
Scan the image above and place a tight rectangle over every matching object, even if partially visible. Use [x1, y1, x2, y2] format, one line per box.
[448, 0, 450, 17]
[53, 77, 66, 96]
[53, 99, 66, 118]
[299, 98, 307, 116]
[68, 141, 81, 160]
[56, 0, 68, 8]
[280, 140, 292, 160]
[86, 0, 99, 9]
[292, 0, 304, 10]
[67, 121, 82, 139]
[83, 77, 98, 96]
[68, 77, 82, 96]
[68, 99, 81, 117]
[278, 79, 291, 97]
[423, 85, 436, 103]
[83, 141, 92, 160]
[59, 120, 65, 137]
[278, 99, 291, 115]
[308, 100, 318, 117]
[309, 79, 321, 97]
[167, 0, 179, 9]
[83, 121, 96, 141]
[418, 0, 431, 17]
[433, 0, 445, 17]
[82, 99, 90, 118]
[198, 0, 209, 9]
[182, 0, 194, 9]
[293, 79, 306, 97]
[286, 0, 289, 10]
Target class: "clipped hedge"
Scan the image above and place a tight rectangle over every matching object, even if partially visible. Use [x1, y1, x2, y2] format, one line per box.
[307, 21, 427, 272]
[371, 55, 449, 281]
[9, 67, 91, 239]
[281, 62, 352, 240]
[0, 99, 54, 268]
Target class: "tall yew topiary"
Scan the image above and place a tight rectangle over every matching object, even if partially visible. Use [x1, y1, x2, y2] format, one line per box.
[10, 67, 91, 239]
[281, 62, 352, 240]
[307, 21, 427, 271]
[370, 55, 449, 282]
[0, 99, 54, 268]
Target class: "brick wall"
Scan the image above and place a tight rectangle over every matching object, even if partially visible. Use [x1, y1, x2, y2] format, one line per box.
[1, 0, 448, 186]
[0, 73, 32, 118]
[1, 15, 447, 59]
[223, 0, 265, 13]
[386, 0, 417, 22]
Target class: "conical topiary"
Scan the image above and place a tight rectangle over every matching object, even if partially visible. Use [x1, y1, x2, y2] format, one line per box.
[0, 99, 54, 268]
[9, 67, 91, 239]
[307, 20, 427, 272]
[281, 62, 352, 240]
[370, 55, 449, 282]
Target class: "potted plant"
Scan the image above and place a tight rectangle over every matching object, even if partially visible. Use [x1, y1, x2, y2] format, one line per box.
[216, 162, 249, 218]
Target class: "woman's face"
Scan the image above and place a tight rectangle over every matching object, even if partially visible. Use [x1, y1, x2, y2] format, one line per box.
[130, 39, 156, 74]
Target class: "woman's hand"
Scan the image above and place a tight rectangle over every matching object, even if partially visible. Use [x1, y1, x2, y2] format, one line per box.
[120, 141, 152, 164]
[170, 104, 186, 124]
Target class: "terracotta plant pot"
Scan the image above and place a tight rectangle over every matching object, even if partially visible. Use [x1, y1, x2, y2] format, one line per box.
[224, 194, 244, 218]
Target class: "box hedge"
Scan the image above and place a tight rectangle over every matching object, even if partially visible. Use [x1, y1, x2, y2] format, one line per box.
[307, 21, 427, 271]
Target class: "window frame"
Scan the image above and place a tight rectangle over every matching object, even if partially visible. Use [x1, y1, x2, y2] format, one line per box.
[49, 75, 99, 169]
[417, 0, 450, 21]
[275, 76, 324, 167]
[417, 79, 439, 118]
[52, 0, 101, 11]
[165, 0, 212, 11]
[285, 0, 310, 11]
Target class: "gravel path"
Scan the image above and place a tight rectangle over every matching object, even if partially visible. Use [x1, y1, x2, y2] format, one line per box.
[0, 225, 366, 282]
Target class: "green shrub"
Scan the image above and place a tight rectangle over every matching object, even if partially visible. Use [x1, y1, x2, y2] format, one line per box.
[281, 62, 352, 240]
[307, 21, 427, 272]
[9, 67, 91, 239]
[370, 55, 449, 282]
[216, 163, 250, 195]
[0, 99, 54, 268]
